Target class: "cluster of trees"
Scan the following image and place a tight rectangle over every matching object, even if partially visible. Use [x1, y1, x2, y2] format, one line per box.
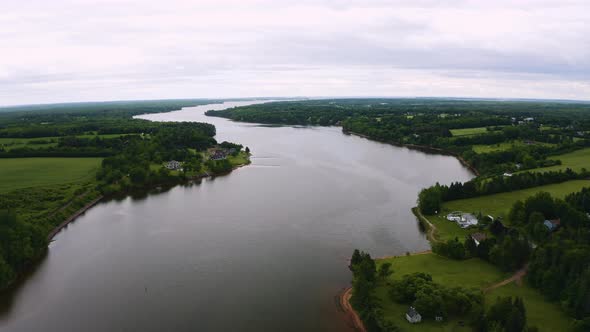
[389, 272, 484, 321]
[509, 191, 590, 327]
[349, 250, 400, 332]
[433, 231, 530, 272]
[418, 169, 586, 214]
[0, 210, 46, 289]
[477, 297, 536, 332]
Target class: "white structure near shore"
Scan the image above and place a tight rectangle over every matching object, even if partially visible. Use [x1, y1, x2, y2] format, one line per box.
[446, 211, 478, 228]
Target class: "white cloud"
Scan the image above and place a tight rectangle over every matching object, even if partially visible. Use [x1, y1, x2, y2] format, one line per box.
[0, 0, 588, 105]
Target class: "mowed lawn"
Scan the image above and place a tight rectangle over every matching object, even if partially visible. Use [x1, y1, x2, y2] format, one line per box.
[526, 147, 590, 173]
[486, 281, 572, 331]
[0, 157, 101, 193]
[374, 254, 505, 332]
[440, 179, 590, 220]
[374, 254, 571, 332]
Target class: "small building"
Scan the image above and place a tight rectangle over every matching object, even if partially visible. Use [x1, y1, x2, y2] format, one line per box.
[471, 233, 487, 246]
[543, 219, 561, 232]
[524, 117, 534, 122]
[210, 150, 227, 161]
[435, 316, 444, 322]
[406, 306, 422, 324]
[165, 160, 182, 170]
[515, 163, 522, 170]
[447, 212, 478, 228]
[503, 172, 513, 177]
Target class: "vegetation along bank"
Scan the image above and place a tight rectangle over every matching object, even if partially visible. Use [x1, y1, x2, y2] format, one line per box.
[0, 100, 252, 291]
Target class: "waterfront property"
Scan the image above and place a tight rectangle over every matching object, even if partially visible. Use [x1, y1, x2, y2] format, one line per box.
[446, 212, 478, 228]
[165, 160, 182, 170]
[210, 149, 227, 160]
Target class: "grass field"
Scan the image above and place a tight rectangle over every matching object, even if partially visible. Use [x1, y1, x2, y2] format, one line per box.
[0, 134, 131, 151]
[374, 254, 505, 331]
[426, 180, 590, 241]
[0, 157, 101, 193]
[472, 140, 555, 154]
[526, 148, 590, 173]
[441, 179, 590, 220]
[373, 254, 571, 332]
[486, 281, 572, 331]
[450, 127, 489, 136]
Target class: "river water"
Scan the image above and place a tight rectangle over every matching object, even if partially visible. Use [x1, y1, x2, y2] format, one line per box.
[0, 100, 473, 331]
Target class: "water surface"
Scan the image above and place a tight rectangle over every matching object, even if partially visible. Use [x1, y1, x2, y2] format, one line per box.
[0, 100, 473, 331]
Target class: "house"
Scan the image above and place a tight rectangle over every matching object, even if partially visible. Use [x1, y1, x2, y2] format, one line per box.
[471, 233, 487, 246]
[543, 218, 561, 232]
[435, 316, 444, 322]
[447, 212, 478, 228]
[210, 150, 227, 161]
[165, 160, 182, 170]
[515, 163, 522, 170]
[524, 117, 534, 122]
[406, 306, 422, 324]
[503, 172, 513, 177]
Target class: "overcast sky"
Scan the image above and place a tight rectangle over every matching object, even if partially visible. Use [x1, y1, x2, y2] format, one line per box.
[1, 0, 589, 105]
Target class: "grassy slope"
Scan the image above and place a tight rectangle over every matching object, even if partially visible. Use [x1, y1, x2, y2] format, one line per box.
[526, 148, 590, 173]
[0, 157, 101, 193]
[374, 254, 572, 331]
[374, 254, 505, 331]
[486, 281, 573, 331]
[443, 179, 590, 220]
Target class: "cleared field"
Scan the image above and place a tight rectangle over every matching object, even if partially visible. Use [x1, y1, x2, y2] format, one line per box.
[486, 281, 572, 331]
[472, 140, 555, 154]
[0, 157, 101, 193]
[0, 134, 130, 151]
[374, 254, 505, 331]
[426, 180, 590, 240]
[374, 254, 571, 332]
[0, 137, 58, 151]
[440, 179, 590, 220]
[450, 127, 489, 136]
[526, 148, 590, 173]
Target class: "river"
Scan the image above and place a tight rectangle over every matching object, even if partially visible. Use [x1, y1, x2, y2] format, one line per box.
[0, 100, 473, 331]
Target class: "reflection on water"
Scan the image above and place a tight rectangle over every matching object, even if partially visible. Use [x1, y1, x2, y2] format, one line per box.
[0, 100, 473, 332]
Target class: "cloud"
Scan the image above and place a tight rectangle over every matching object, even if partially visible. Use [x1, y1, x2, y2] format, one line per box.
[0, 0, 588, 105]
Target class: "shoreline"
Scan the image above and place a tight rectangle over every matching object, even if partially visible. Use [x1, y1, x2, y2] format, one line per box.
[47, 195, 104, 241]
[2, 157, 251, 293]
[346, 130, 480, 176]
[339, 250, 434, 332]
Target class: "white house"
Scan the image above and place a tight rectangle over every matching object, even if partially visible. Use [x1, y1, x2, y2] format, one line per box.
[406, 306, 422, 324]
[165, 160, 182, 170]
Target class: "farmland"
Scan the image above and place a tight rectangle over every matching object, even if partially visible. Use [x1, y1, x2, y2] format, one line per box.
[0, 157, 102, 193]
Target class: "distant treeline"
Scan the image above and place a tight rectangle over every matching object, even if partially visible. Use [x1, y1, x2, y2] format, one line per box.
[206, 99, 590, 176]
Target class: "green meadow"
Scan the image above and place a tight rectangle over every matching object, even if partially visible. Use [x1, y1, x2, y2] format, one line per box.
[374, 254, 571, 332]
[0, 157, 102, 193]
